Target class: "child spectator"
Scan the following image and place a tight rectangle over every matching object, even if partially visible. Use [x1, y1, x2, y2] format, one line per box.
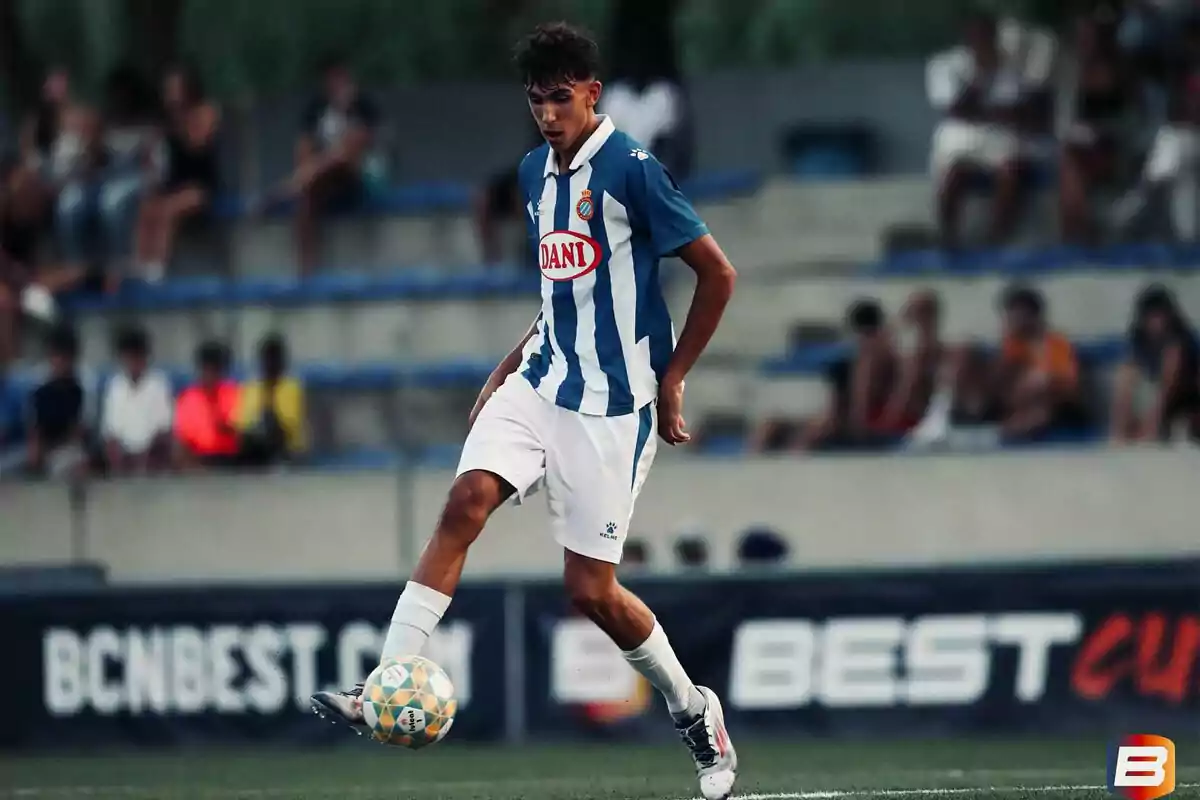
[134, 65, 219, 282]
[882, 290, 944, 432]
[26, 325, 86, 478]
[237, 334, 307, 466]
[1111, 284, 1200, 442]
[994, 285, 1085, 439]
[101, 326, 173, 474]
[174, 341, 239, 468]
[800, 299, 903, 450]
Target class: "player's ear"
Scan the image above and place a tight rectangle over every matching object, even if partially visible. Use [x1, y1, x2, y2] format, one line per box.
[587, 79, 602, 109]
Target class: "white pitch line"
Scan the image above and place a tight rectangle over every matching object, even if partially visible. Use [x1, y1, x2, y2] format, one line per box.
[720, 785, 1200, 800]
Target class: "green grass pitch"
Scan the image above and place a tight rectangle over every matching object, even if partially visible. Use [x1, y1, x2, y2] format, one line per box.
[2, 738, 1197, 800]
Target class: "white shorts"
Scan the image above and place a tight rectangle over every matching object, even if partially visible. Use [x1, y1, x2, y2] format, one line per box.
[930, 120, 1021, 181]
[455, 374, 658, 564]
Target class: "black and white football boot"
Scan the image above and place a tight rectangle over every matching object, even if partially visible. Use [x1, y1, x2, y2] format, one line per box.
[675, 686, 738, 800]
[310, 684, 370, 736]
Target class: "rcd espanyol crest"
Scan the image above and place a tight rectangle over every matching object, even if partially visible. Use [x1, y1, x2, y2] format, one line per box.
[576, 189, 595, 221]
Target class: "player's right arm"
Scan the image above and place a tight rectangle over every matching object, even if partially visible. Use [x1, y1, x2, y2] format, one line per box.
[468, 316, 539, 429]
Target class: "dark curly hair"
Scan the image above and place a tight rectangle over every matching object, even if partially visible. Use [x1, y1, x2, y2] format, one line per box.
[513, 22, 601, 88]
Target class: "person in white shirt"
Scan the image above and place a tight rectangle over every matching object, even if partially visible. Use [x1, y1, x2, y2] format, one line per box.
[102, 326, 173, 473]
[926, 13, 1057, 247]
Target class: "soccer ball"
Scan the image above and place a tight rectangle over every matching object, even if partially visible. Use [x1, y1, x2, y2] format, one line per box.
[361, 655, 458, 749]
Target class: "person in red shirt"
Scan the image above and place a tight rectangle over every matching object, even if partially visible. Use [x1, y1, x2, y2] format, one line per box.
[173, 341, 240, 468]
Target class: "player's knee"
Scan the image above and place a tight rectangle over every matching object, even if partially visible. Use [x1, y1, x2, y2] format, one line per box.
[438, 473, 500, 541]
[563, 565, 618, 621]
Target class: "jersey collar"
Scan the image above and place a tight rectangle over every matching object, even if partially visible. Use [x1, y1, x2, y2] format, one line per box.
[542, 115, 615, 176]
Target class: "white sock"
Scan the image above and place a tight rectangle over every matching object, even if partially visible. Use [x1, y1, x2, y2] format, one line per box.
[379, 581, 453, 662]
[622, 621, 705, 719]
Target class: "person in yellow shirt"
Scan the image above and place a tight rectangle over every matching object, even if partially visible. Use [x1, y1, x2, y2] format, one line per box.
[237, 334, 307, 465]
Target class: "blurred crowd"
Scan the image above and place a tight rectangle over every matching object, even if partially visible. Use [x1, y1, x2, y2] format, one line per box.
[1, 325, 308, 480]
[0, 62, 220, 365]
[930, 1, 1200, 247]
[752, 281, 1200, 453]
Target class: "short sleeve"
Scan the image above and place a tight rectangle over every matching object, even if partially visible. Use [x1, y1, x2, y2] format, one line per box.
[631, 151, 708, 257]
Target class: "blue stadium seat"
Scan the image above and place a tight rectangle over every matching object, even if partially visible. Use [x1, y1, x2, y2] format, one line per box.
[872, 243, 1200, 277]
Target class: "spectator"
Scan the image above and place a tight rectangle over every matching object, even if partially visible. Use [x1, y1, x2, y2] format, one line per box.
[1, 155, 37, 367]
[1117, 14, 1200, 241]
[16, 66, 71, 219]
[948, 285, 1084, 441]
[101, 66, 158, 280]
[883, 290, 944, 431]
[1111, 284, 1200, 442]
[26, 325, 86, 478]
[101, 326, 173, 474]
[475, 124, 542, 266]
[926, 13, 1055, 248]
[293, 57, 381, 273]
[236, 334, 307, 466]
[1059, 13, 1142, 244]
[799, 299, 903, 450]
[50, 106, 108, 292]
[174, 341, 240, 468]
[601, 0, 692, 179]
[134, 64, 220, 282]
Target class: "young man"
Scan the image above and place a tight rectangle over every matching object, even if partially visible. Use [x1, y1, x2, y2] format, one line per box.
[311, 22, 739, 800]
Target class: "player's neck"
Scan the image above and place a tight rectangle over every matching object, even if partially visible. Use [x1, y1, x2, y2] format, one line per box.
[554, 114, 602, 173]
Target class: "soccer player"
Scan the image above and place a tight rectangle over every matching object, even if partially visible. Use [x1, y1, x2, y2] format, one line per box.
[312, 22, 738, 799]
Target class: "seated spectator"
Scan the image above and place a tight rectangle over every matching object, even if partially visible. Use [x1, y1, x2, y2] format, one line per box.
[882, 290, 944, 431]
[26, 325, 86, 478]
[101, 326, 173, 474]
[1117, 13, 1200, 241]
[995, 286, 1086, 439]
[947, 285, 1085, 441]
[798, 299, 905, 450]
[1059, 13, 1142, 244]
[52, 106, 113, 288]
[174, 341, 240, 468]
[16, 66, 71, 221]
[926, 13, 1055, 248]
[134, 65, 219, 282]
[292, 57, 381, 273]
[601, 0, 692, 180]
[475, 124, 542, 266]
[1111, 284, 1200, 442]
[100, 66, 158, 280]
[236, 334, 307, 466]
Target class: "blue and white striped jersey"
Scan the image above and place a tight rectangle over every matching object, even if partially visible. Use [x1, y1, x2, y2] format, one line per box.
[517, 115, 708, 417]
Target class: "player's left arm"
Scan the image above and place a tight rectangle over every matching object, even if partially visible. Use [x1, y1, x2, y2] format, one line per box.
[635, 152, 738, 445]
[660, 235, 737, 444]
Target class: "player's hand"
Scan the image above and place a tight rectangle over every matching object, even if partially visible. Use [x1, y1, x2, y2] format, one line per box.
[657, 376, 691, 445]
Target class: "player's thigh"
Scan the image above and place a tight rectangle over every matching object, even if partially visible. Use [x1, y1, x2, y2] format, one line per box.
[456, 374, 549, 501]
[546, 403, 657, 564]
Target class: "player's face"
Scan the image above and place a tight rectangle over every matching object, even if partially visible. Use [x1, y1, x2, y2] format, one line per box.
[526, 80, 601, 152]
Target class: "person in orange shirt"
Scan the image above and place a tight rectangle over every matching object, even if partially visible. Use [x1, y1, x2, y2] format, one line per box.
[173, 341, 240, 468]
[995, 284, 1087, 439]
